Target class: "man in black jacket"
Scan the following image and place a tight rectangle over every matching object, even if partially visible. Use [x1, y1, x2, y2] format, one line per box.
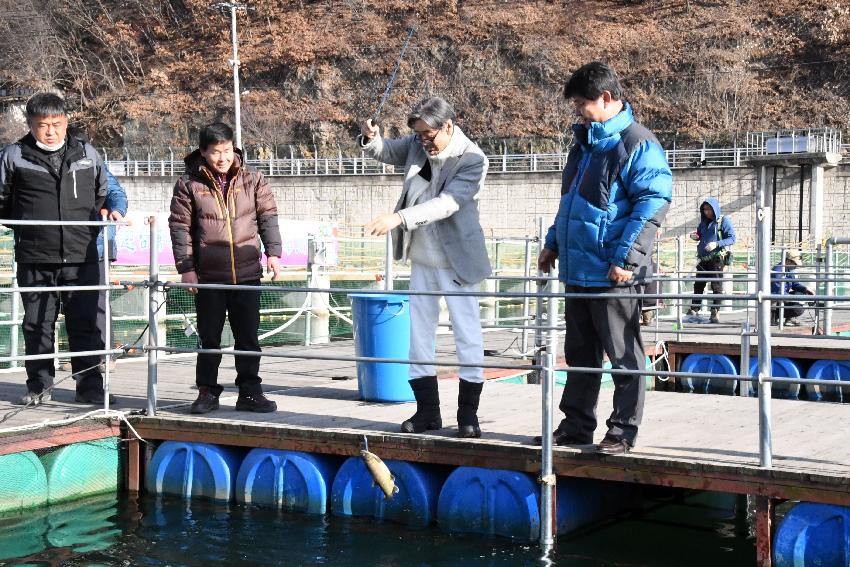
[0, 93, 110, 405]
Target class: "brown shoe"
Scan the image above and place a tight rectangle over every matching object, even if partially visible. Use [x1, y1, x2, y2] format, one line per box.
[190, 386, 220, 414]
[596, 436, 632, 455]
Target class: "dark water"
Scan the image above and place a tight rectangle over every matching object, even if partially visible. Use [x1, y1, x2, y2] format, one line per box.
[0, 489, 756, 566]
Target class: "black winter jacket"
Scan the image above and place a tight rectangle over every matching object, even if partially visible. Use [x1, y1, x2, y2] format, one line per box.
[0, 134, 108, 263]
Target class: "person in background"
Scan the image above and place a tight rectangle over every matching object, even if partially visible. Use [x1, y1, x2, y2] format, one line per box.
[687, 198, 735, 324]
[169, 122, 282, 414]
[0, 92, 109, 405]
[771, 250, 813, 326]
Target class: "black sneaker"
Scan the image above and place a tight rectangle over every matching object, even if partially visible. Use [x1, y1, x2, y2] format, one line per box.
[190, 387, 220, 414]
[75, 390, 117, 405]
[15, 390, 52, 406]
[235, 391, 277, 413]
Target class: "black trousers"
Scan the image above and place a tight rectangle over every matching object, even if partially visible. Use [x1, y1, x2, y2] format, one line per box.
[559, 285, 646, 446]
[195, 281, 262, 393]
[691, 256, 724, 311]
[17, 262, 103, 394]
[772, 296, 805, 320]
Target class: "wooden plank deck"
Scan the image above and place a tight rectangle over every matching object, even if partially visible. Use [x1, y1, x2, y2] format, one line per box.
[1, 328, 848, 507]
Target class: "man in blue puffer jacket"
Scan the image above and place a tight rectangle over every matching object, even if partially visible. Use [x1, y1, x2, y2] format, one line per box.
[687, 198, 735, 324]
[537, 62, 672, 455]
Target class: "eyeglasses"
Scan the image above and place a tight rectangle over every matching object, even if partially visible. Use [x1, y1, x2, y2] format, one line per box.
[413, 128, 442, 144]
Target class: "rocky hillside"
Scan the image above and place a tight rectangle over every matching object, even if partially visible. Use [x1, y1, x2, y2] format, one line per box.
[0, 0, 848, 153]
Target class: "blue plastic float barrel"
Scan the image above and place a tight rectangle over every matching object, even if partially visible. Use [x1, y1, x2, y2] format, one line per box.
[349, 294, 413, 402]
[680, 353, 738, 395]
[437, 468, 540, 540]
[747, 357, 802, 399]
[805, 360, 850, 402]
[774, 502, 850, 567]
[0, 451, 48, 513]
[40, 438, 119, 504]
[146, 441, 243, 501]
[235, 449, 340, 514]
[437, 467, 633, 540]
[331, 456, 444, 527]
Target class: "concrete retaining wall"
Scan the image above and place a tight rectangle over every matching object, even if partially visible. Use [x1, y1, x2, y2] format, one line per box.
[118, 164, 850, 246]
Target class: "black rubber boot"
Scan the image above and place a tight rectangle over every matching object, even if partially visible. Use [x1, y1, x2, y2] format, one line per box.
[457, 380, 483, 438]
[235, 383, 277, 413]
[401, 376, 442, 433]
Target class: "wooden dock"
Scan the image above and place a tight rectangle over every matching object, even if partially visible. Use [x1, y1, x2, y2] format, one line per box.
[1, 324, 848, 566]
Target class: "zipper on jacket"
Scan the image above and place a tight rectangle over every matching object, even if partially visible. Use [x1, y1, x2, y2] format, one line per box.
[200, 168, 239, 284]
[225, 179, 238, 284]
[72, 169, 77, 198]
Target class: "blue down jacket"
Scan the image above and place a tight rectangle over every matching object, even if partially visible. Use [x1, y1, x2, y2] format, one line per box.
[544, 103, 672, 287]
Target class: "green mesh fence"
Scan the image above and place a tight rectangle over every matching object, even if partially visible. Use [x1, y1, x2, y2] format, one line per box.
[3, 230, 850, 368]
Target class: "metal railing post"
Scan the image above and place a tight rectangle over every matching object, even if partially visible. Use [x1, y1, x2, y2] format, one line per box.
[384, 232, 394, 291]
[676, 235, 684, 340]
[539, 266, 558, 551]
[146, 216, 160, 416]
[9, 259, 19, 368]
[777, 248, 786, 331]
[531, 217, 545, 384]
[102, 215, 112, 411]
[521, 236, 532, 356]
[814, 243, 822, 332]
[739, 321, 751, 396]
[493, 241, 501, 326]
[756, 165, 773, 468]
[825, 238, 835, 335]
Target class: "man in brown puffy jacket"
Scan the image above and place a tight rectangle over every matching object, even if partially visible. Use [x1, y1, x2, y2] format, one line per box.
[169, 122, 282, 414]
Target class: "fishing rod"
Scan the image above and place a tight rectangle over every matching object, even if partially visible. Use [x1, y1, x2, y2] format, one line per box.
[372, 25, 417, 124]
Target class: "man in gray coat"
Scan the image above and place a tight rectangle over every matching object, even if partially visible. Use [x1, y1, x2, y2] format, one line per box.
[362, 96, 491, 438]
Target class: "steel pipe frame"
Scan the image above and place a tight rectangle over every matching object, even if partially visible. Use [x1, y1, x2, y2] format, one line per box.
[823, 237, 850, 335]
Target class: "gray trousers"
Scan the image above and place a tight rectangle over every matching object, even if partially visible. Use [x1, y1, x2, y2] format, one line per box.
[558, 285, 646, 445]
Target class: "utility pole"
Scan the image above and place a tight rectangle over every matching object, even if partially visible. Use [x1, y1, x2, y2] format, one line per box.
[211, 1, 247, 149]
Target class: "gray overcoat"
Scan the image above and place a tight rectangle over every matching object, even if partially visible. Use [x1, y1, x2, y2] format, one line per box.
[360, 127, 492, 285]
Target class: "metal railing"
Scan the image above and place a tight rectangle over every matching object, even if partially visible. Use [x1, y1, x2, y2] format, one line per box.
[4, 213, 850, 552]
[103, 128, 846, 177]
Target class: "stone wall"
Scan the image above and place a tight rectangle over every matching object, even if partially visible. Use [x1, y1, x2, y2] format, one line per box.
[118, 163, 850, 246]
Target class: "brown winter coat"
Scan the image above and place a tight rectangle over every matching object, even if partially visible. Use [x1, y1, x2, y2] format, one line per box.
[168, 149, 282, 284]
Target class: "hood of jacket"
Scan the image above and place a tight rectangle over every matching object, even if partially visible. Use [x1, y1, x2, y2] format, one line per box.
[700, 197, 721, 224]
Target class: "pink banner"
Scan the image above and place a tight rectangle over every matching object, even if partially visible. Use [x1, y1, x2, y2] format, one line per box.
[114, 212, 338, 268]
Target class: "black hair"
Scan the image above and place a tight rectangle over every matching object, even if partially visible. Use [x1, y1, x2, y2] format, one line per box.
[563, 62, 623, 101]
[25, 92, 66, 120]
[199, 122, 234, 150]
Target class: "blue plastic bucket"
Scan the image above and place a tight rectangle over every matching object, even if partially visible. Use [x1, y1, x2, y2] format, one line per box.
[680, 354, 738, 395]
[146, 441, 244, 502]
[774, 502, 850, 567]
[330, 456, 445, 528]
[805, 360, 850, 402]
[747, 357, 802, 399]
[349, 293, 413, 402]
[235, 449, 341, 514]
